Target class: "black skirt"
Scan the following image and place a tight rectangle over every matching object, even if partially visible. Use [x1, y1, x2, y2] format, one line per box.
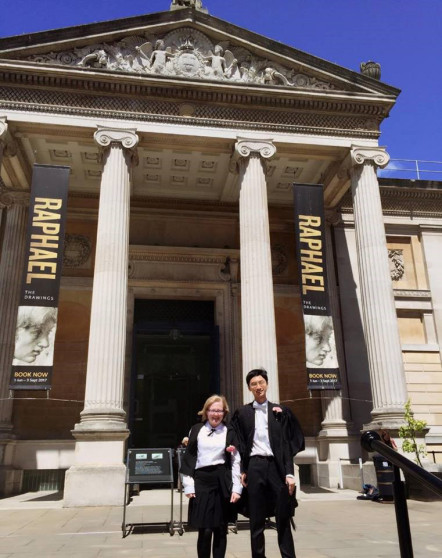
[188, 464, 232, 529]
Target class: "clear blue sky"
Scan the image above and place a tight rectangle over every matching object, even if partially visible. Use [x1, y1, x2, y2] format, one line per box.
[1, 0, 441, 163]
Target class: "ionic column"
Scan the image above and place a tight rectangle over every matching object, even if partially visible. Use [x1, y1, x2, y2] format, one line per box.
[0, 192, 29, 438]
[64, 127, 138, 507]
[320, 221, 352, 432]
[317, 220, 359, 487]
[350, 146, 407, 429]
[0, 117, 7, 169]
[234, 138, 279, 403]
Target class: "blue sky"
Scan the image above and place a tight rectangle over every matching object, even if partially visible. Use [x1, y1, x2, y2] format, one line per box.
[1, 0, 441, 167]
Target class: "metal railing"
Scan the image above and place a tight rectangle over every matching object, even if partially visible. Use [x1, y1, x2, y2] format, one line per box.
[378, 159, 442, 181]
[428, 450, 442, 464]
[361, 431, 442, 558]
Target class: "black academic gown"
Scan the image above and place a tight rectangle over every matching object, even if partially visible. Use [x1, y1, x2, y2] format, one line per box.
[230, 402, 305, 518]
[180, 422, 238, 527]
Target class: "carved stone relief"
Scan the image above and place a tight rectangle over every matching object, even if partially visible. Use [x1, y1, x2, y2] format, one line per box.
[388, 249, 405, 282]
[22, 28, 335, 90]
[63, 234, 92, 268]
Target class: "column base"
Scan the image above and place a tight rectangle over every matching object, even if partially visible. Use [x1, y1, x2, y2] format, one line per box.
[363, 414, 406, 432]
[316, 432, 360, 488]
[64, 464, 126, 507]
[0, 466, 23, 497]
[63, 426, 129, 507]
[0, 436, 21, 497]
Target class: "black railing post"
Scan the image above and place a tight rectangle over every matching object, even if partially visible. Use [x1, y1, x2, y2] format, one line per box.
[361, 430, 442, 558]
[392, 464, 413, 558]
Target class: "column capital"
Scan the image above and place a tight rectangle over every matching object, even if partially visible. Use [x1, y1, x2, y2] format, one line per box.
[235, 137, 276, 160]
[0, 117, 7, 143]
[230, 138, 276, 174]
[94, 126, 139, 165]
[325, 208, 342, 226]
[0, 188, 29, 209]
[0, 117, 18, 158]
[350, 146, 390, 169]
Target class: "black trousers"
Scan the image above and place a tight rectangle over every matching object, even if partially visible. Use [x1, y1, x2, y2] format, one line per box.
[247, 456, 295, 558]
[197, 526, 227, 558]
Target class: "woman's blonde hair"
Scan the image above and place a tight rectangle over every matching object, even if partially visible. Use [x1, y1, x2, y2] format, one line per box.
[197, 394, 229, 422]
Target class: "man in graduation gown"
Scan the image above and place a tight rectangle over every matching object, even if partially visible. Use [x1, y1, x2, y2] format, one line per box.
[231, 369, 305, 558]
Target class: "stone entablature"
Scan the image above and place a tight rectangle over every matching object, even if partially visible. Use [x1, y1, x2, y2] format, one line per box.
[338, 186, 442, 219]
[19, 27, 335, 91]
[128, 245, 239, 283]
[0, 85, 381, 138]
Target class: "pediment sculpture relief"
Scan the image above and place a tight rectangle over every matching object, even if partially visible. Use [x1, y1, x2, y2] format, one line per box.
[22, 28, 335, 90]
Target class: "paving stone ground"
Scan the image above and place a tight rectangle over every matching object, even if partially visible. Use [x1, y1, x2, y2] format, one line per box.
[0, 488, 441, 557]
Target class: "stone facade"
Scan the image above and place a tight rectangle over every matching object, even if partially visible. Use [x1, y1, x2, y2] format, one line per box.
[0, 4, 441, 504]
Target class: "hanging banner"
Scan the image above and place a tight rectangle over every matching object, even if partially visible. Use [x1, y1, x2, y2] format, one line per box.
[10, 164, 70, 390]
[293, 183, 341, 390]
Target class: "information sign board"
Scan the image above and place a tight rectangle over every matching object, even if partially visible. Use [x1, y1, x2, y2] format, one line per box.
[126, 448, 173, 484]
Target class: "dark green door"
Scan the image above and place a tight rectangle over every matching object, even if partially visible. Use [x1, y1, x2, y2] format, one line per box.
[130, 300, 219, 448]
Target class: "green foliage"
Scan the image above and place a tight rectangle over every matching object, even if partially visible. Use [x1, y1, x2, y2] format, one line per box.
[399, 399, 427, 467]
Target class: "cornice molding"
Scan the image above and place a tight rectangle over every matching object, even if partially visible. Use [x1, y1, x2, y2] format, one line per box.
[0, 69, 390, 115]
[393, 289, 431, 300]
[0, 84, 381, 139]
[338, 186, 442, 220]
[129, 245, 239, 265]
[128, 245, 240, 283]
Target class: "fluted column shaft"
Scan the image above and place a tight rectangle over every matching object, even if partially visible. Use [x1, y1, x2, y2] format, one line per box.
[0, 117, 7, 169]
[236, 138, 279, 403]
[79, 127, 139, 429]
[320, 223, 352, 430]
[0, 194, 28, 436]
[350, 147, 407, 427]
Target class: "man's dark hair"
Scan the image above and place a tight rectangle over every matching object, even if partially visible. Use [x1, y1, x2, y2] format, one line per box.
[246, 369, 269, 386]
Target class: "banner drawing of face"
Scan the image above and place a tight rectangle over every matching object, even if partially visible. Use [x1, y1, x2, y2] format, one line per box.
[13, 306, 58, 366]
[304, 314, 338, 369]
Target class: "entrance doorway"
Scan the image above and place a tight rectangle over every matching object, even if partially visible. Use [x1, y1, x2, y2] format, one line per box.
[130, 299, 219, 448]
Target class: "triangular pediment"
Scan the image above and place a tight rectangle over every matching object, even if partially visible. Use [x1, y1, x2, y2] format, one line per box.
[0, 8, 399, 99]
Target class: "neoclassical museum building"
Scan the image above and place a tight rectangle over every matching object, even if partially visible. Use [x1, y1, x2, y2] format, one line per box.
[0, 1, 441, 506]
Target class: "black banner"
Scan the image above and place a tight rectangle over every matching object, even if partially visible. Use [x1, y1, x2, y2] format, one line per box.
[293, 183, 341, 390]
[10, 165, 70, 390]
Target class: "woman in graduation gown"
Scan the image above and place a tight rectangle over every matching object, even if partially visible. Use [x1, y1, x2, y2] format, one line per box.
[180, 394, 242, 558]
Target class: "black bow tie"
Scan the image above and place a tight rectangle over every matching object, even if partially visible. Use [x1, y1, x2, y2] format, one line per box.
[208, 428, 216, 436]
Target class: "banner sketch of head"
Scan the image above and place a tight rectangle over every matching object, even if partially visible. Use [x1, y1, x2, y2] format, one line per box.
[304, 314, 338, 369]
[13, 306, 58, 366]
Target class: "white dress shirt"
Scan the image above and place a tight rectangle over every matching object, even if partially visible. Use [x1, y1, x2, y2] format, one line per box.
[182, 422, 242, 495]
[250, 400, 274, 457]
[250, 400, 294, 479]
